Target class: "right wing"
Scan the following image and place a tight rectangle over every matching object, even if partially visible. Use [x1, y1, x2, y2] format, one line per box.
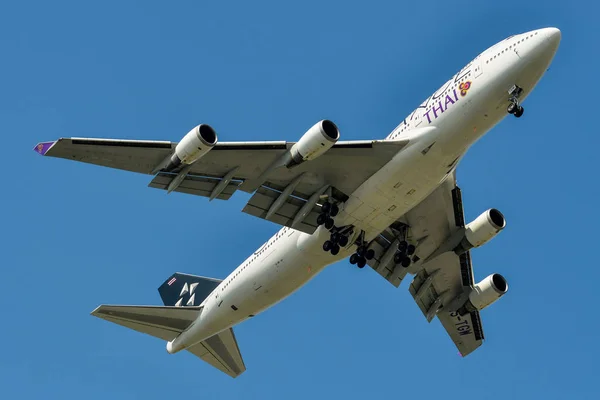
[35, 137, 409, 233]
[361, 171, 487, 356]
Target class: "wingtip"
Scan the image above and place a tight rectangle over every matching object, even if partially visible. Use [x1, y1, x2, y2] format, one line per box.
[33, 141, 56, 156]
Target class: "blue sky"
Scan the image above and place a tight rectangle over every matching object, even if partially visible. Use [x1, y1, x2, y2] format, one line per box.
[2, 0, 598, 398]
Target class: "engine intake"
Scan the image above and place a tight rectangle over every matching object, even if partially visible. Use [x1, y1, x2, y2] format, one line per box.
[287, 120, 340, 167]
[455, 208, 506, 254]
[165, 124, 218, 171]
[460, 273, 508, 314]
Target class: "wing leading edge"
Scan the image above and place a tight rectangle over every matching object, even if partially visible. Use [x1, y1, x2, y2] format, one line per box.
[35, 136, 409, 232]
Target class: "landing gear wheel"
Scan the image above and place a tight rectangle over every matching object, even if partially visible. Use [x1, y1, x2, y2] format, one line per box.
[514, 106, 524, 118]
[317, 213, 327, 225]
[324, 218, 335, 230]
[394, 252, 405, 264]
[329, 204, 339, 217]
[507, 103, 517, 114]
[331, 244, 340, 256]
[357, 258, 367, 269]
[321, 202, 331, 214]
[331, 232, 340, 243]
[338, 235, 349, 247]
[323, 240, 333, 252]
[356, 246, 366, 258]
[398, 241, 408, 252]
[401, 257, 411, 268]
[406, 244, 416, 256]
[349, 254, 359, 265]
[365, 249, 375, 260]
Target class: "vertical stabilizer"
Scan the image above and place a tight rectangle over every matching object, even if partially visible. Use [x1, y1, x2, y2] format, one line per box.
[158, 272, 222, 307]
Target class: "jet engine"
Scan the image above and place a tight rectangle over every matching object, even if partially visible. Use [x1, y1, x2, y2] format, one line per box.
[455, 208, 506, 253]
[459, 273, 508, 314]
[286, 120, 340, 167]
[165, 124, 218, 171]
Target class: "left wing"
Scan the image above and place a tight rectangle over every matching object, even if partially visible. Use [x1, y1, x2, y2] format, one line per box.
[363, 171, 486, 356]
[35, 137, 408, 234]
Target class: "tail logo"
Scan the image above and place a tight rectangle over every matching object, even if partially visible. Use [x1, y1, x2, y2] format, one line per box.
[175, 282, 200, 307]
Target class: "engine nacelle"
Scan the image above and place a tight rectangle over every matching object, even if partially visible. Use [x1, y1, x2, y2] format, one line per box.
[455, 208, 506, 253]
[460, 273, 508, 313]
[165, 124, 218, 171]
[287, 120, 339, 167]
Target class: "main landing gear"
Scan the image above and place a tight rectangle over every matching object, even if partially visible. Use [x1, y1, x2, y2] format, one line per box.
[392, 240, 416, 268]
[316, 201, 339, 230]
[507, 85, 524, 118]
[318, 201, 348, 256]
[317, 200, 419, 270]
[348, 231, 375, 269]
[322, 227, 351, 256]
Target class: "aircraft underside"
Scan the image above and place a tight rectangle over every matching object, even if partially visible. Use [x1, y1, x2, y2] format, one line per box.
[34, 27, 561, 378]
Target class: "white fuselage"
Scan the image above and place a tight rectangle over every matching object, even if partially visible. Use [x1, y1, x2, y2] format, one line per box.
[167, 28, 561, 354]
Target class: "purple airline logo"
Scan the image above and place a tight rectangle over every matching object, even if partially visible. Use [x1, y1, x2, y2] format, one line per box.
[33, 141, 55, 156]
[423, 80, 472, 124]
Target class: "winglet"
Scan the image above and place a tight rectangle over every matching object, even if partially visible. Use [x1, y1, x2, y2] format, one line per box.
[33, 141, 56, 156]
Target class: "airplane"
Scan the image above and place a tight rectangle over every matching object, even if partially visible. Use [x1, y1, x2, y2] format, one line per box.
[34, 27, 561, 378]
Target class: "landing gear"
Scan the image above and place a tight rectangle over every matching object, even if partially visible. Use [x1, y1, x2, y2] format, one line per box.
[317, 201, 339, 231]
[317, 213, 327, 226]
[321, 202, 339, 217]
[347, 231, 375, 269]
[323, 240, 340, 254]
[349, 253, 367, 269]
[322, 224, 353, 256]
[507, 103, 524, 118]
[324, 218, 335, 230]
[507, 85, 524, 118]
[391, 239, 417, 269]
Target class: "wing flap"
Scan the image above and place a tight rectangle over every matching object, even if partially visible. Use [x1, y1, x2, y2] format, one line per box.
[91, 305, 202, 341]
[242, 185, 320, 234]
[148, 172, 242, 200]
[364, 234, 408, 287]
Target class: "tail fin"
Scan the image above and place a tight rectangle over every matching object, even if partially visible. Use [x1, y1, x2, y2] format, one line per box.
[158, 272, 222, 307]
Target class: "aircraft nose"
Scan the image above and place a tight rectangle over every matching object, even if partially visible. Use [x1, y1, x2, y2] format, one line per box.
[544, 27, 561, 49]
[530, 27, 561, 65]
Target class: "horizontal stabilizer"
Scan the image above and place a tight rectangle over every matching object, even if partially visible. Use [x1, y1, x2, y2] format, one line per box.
[91, 304, 246, 378]
[187, 328, 246, 378]
[91, 304, 202, 341]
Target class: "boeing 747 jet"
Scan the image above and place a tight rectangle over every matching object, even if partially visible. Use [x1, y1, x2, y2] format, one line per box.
[35, 27, 561, 377]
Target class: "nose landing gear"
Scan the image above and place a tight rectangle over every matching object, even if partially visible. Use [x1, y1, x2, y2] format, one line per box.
[507, 85, 524, 118]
